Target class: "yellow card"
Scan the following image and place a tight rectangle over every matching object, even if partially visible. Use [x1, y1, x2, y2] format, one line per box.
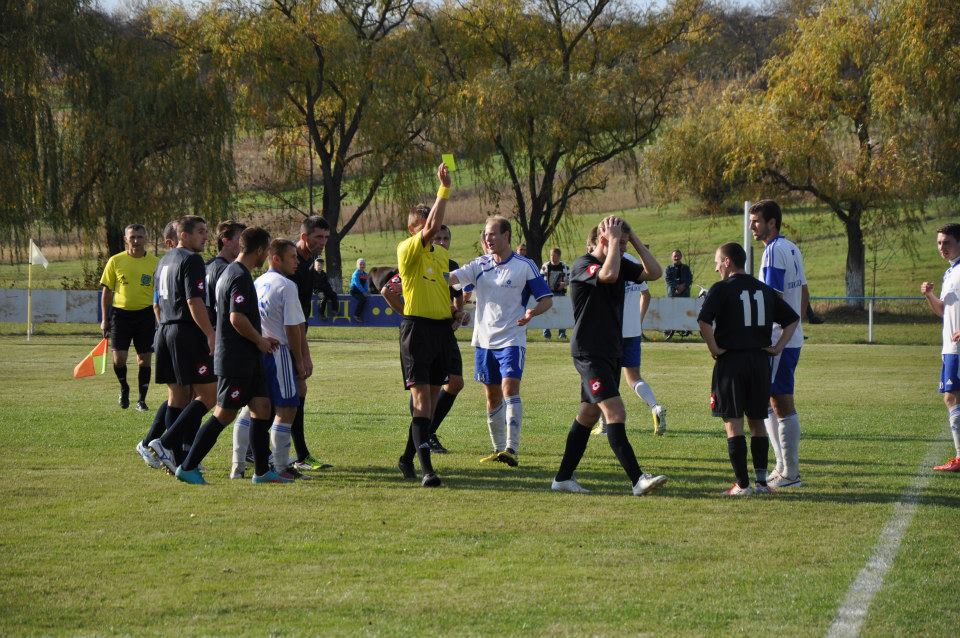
[441, 153, 457, 171]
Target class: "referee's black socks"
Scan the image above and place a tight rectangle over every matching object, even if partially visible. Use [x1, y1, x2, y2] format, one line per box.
[410, 417, 434, 475]
[431, 389, 457, 434]
[606, 423, 642, 485]
[555, 420, 591, 482]
[114, 364, 128, 390]
[137, 365, 150, 402]
[727, 435, 750, 488]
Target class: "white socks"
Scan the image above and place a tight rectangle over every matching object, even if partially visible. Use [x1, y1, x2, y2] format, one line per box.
[232, 406, 251, 473]
[779, 413, 801, 479]
[487, 402, 506, 452]
[632, 379, 657, 409]
[764, 408, 784, 475]
[505, 395, 522, 453]
[949, 406, 960, 456]
[271, 421, 292, 471]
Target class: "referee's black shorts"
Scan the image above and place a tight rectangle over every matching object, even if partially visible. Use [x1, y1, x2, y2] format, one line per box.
[110, 307, 156, 354]
[710, 349, 771, 420]
[399, 316, 455, 388]
[573, 355, 622, 404]
[154, 322, 215, 386]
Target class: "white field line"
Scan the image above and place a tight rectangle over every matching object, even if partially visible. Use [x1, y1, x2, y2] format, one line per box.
[825, 440, 945, 638]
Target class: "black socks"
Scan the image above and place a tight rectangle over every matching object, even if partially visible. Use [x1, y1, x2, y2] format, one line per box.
[181, 415, 227, 471]
[251, 418, 272, 476]
[555, 420, 592, 482]
[751, 435, 769, 485]
[606, 423, 642, 485]
[410, 417, 434, 475]
[292, 397, 309, 462]
[137, 365, 150, 402]
[728, 435, 749, 488]
[114, 364, 128, 390]
[431, 389, 457, 434]
[142, 401, 168, 447]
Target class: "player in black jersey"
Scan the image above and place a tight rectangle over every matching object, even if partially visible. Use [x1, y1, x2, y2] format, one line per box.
[175, 227, 280, 484]
[146, 215, 218, 473]
[285, 215, 332, 471]
[697, 242, 799, 496]
[205, 220, 246, 325]
[551, 216, 668, 496]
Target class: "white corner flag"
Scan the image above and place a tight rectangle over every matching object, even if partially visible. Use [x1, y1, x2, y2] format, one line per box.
[30, 239, 49, 269]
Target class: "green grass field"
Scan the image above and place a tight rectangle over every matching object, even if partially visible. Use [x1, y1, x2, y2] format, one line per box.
[1, 330, 958, 636]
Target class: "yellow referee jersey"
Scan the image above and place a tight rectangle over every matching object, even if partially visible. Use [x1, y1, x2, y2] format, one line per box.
[397, 233, 453, 320]
[99, 251, 159, 311]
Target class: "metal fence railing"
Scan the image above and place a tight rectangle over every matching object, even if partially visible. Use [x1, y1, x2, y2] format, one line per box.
[810, 296, 927, 343]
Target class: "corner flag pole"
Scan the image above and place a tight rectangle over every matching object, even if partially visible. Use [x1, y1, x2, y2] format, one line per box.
[743, 201, 753, 275]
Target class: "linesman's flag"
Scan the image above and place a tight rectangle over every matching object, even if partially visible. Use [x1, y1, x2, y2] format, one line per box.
[73, 338, 108, 379]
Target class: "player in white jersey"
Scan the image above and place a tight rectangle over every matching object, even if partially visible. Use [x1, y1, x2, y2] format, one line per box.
[230, 239, 306, 479]
[921, 223, 960, 472]
[750, 200, 809, 488]
[449, 216, 552, 466]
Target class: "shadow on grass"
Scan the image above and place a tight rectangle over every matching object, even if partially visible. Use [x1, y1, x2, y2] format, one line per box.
[318, 462, 960, 508]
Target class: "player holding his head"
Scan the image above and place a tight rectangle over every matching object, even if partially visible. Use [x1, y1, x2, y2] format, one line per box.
[749, 200, 810, 488]
[698, 242, 799, 495]
[147, 215, 218, 473]
[395, 163, 453, 487]
[449, 216, 553, 467]
[921, 222, 960, 472]
[100, 223, 159, 412]
[551, 216, 666, 495]
[585, 231, 667, 436]
[175, 227, 280, 484]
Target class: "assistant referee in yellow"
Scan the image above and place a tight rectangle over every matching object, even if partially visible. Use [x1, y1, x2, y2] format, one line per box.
[100, 223, 159, 411]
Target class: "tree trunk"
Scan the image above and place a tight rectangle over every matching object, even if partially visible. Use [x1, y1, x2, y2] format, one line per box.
[843, 205, 865, 307]
[321, 174, 344, 293]
[104, 205, 123, 255]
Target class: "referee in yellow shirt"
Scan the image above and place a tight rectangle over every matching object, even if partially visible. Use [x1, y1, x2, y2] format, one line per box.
[100, 224, 160, 411]
[396, 163, 453, 487]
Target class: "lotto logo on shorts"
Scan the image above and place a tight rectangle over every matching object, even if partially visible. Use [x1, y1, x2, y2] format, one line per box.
[589, 377, 603, 395]
[709, 393, 717, 409]
[197, 364, 209, 376]
[229, 388, 241, 400]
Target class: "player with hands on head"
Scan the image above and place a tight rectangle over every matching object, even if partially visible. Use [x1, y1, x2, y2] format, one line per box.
[551, 215, 667, 496]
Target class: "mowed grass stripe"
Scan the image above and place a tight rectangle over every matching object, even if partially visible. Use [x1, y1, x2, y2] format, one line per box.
[0, 335, 953, 636]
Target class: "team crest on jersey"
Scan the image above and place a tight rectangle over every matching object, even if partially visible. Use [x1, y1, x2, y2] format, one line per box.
[234, 294, 245, 304]
[229, 388, 241, 400]
[197, 363, 209, 376]
[587, 264, 600, 277]
[589, 377, 603, 395]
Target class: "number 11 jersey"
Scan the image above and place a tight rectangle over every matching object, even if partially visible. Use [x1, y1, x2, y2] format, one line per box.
[697, 273, 799, 351]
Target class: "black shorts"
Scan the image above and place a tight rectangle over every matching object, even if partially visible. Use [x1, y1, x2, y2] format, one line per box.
[154, 322, 215, 386]
[110, 307, 156, 354]
[710, 349, 771, 420]
[217, 364, 268, 410]
[445, 330, 463, 380]
[399, 317, 456, 388]
[573, 355, 622, 404]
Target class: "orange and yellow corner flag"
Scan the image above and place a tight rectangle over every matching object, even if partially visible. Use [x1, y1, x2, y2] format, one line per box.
[73, 338, 108, 379]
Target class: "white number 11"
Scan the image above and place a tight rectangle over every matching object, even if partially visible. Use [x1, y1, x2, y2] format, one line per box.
[739, 290, 765, 327]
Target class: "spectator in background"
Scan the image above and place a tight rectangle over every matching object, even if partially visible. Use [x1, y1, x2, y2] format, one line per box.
[349, 258, 370, 323]
[313, 257, 339, 319]
[665, 249, 693, 338]
[516, 243, 527, 257]
[541, 247, 570, 340]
